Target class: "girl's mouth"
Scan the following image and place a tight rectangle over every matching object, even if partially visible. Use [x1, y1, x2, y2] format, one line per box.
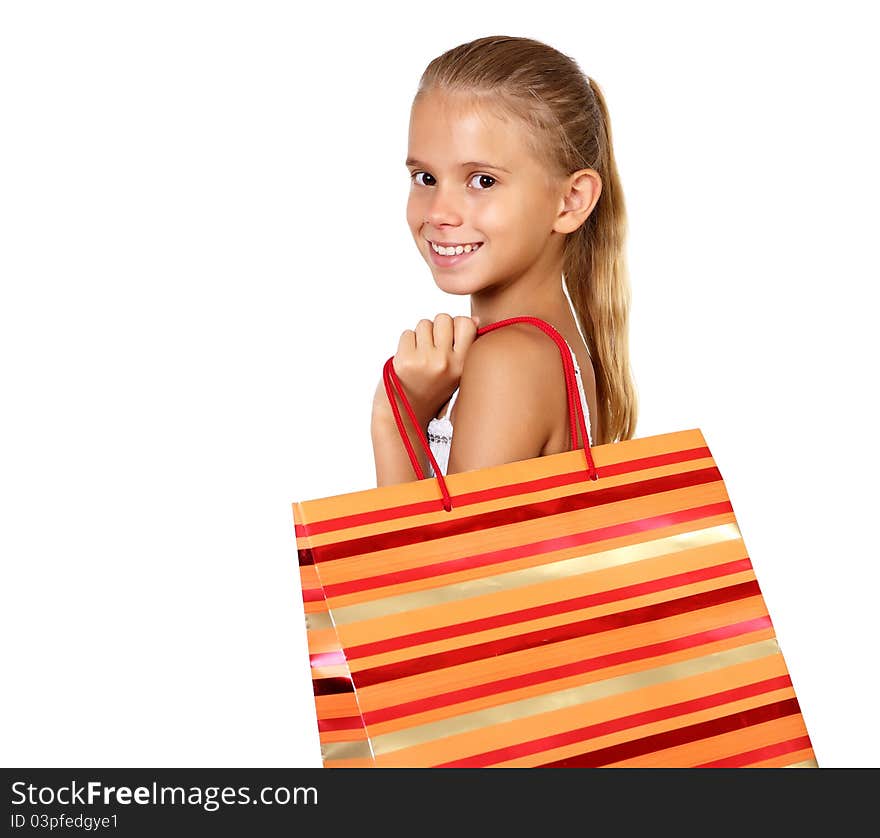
[427, 240, 484, 268]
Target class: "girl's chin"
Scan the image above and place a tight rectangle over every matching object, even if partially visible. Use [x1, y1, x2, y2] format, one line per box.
[432, 276, 479, 295]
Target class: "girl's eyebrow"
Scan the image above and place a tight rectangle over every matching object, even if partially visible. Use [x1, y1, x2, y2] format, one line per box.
[405, 157, 511, 173]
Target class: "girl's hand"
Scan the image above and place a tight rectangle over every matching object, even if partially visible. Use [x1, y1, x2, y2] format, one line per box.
[373, 313, 481, 427]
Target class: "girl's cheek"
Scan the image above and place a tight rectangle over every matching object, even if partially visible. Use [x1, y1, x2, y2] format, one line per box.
[407, 196, 428, 220]
[405, 202, 423, 227]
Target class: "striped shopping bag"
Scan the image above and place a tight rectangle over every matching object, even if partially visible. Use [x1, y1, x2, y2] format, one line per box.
[292, 317, 817, 768]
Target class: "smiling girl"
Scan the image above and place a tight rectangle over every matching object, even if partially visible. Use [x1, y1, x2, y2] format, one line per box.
[372, 35, 638, 487]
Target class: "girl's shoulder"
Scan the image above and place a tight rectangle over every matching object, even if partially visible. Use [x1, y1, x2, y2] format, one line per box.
[444, 324, 562, 474]
[465, 321, 564, 382]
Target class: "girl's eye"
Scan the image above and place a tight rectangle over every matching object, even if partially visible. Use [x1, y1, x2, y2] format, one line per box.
[409, 172, 497, 190]
[468, 173, 496, 190]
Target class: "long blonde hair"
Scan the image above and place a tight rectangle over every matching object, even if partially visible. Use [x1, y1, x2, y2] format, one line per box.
[416, 35, 638, 444]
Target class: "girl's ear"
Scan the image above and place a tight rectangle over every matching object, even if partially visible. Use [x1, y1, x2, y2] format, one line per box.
[555, 168, 602, 235]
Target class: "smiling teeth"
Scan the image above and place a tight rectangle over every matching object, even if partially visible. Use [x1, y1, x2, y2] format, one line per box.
[431, 242, 482, 256]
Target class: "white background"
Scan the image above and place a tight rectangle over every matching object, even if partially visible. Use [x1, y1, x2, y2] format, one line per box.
[1, 1, 877, 767]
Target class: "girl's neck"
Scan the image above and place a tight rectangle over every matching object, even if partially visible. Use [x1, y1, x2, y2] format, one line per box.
[470, 267, 571, 330]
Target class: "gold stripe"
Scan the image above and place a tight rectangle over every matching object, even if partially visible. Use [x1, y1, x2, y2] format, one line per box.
[305, 611, 333, 632]
[321, 739, 374, 762]
[371, 638, 780, 756]
[329, 523, 743, 627]
[784, 758, 818, 768]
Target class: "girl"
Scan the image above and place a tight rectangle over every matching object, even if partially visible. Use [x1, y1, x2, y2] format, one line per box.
[372, 35, 638, 487]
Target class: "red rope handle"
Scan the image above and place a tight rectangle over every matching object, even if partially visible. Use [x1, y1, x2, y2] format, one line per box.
[382, 316, 599, 511]
[382, 355, 453, 510]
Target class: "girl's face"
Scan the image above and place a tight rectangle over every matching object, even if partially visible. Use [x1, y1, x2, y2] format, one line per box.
[406, 90, 564, 296]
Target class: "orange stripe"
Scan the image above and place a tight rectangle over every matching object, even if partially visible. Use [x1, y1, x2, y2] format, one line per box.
[323, 758, 375, 768]
[302, 601, 329, 617]
[298, 447, 715, 538]
[306, 628, 342, 656]
[698, 736, 814, 767]
[302, 452, 718, 548]
[296, 428, 709, 529]
[315, 482, 733, 593]
[300, 564, 321, 588]
[318, 728, 368, 744]
[315, 693, 362, 718]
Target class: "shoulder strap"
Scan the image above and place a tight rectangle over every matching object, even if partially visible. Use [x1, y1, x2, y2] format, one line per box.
[563, 276, 591, 359]
[563, 340, 592, 446]
[445, 387, 461, 420]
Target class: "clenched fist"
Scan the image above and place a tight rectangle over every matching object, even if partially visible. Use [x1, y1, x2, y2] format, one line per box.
[373, 313, 481, 427]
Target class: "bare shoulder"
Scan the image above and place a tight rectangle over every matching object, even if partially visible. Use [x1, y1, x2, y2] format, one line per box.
[445, 323, 561, 475]
[462, 322, 562, 393]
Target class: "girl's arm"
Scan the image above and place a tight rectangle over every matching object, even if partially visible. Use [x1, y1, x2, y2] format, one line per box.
[371, 315, 480, 488]
[371, 387, 432, 488]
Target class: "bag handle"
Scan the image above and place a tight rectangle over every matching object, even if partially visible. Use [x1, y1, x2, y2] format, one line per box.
[382, 316, 599, 512]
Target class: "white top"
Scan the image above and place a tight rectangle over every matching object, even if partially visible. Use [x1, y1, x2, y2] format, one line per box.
[427, 280, 593, 478]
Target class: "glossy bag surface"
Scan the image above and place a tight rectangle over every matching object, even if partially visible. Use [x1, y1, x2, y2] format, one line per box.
[292, 318, 816, 767]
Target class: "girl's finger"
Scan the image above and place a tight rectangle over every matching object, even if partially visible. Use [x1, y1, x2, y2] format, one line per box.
[414, 318, 435, 349]
[432, 313, 455, 349]
[397, 328, 416, 353]
[452, 315, 479, 354]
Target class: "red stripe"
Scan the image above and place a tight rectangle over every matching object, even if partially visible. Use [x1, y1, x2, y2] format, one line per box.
[323, 500, 733, 598]
[301, 587, 325, 602]
[351, 581, 762, 689]
[346, 558, 754, 661]
[696, 735, 813, 767]
[360, 615, 772, 726]
[310, 676, 354, 696]
[536, 698, 802, 767]
[300, 469, 724, 571]
[316, 715, 368, 733]
[437, 674, 793, 767]
[295, 445, 714, 538]
[307, 466, 724, 566]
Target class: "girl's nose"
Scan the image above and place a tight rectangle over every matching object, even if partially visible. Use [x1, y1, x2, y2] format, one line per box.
[424, 189, 463, 225]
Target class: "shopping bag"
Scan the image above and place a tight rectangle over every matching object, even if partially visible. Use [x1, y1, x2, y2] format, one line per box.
[292, 316, 817, 767]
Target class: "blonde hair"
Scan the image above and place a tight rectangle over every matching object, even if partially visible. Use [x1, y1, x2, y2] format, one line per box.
[416, 35, 638, 444]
